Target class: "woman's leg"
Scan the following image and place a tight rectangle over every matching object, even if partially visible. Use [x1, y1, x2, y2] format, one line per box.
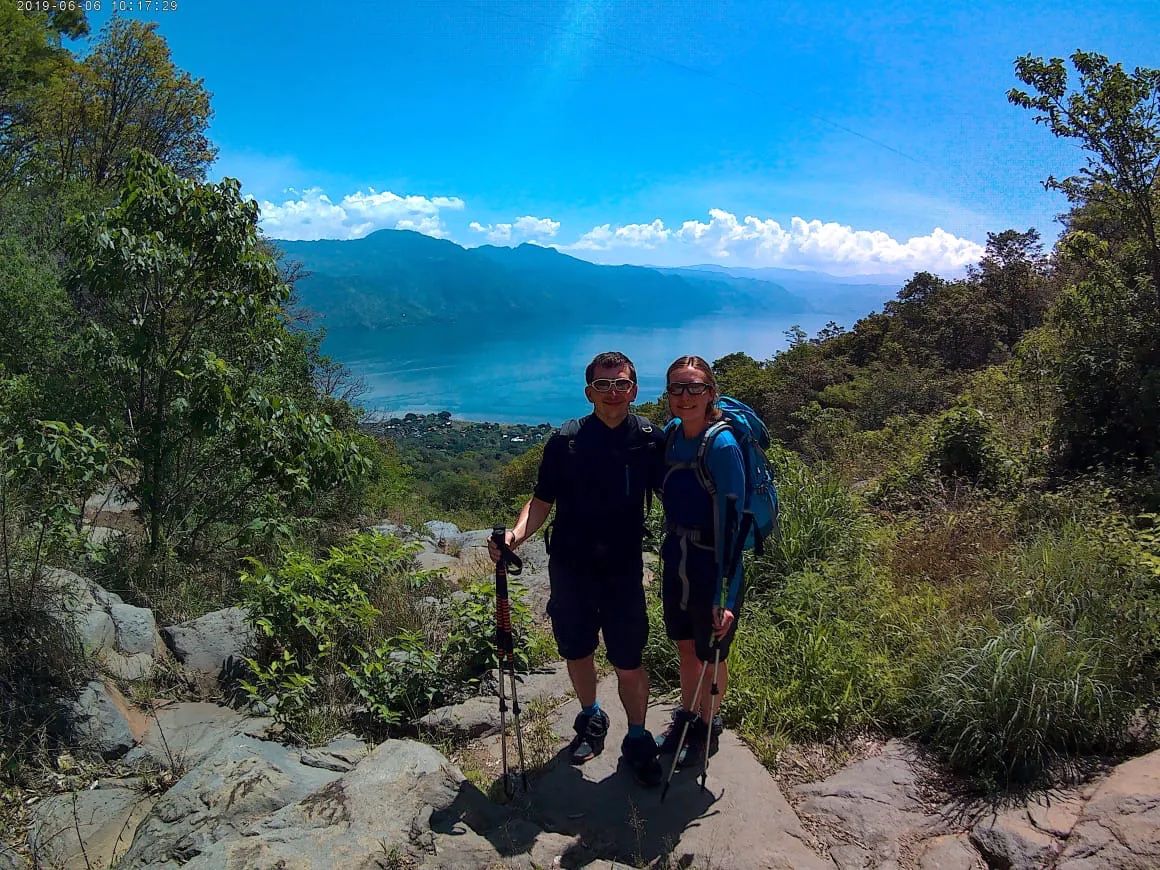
[677, 638, 704, 712]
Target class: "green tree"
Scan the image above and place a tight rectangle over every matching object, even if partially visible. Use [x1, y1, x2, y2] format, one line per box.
[1009, 51, 1160, 302]
[70, 152, 365, 554]
[0, 3, 86, 185]
[35, 18, 215, 188]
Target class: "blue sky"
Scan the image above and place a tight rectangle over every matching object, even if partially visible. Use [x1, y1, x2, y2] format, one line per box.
[76, 0, 1159, 276]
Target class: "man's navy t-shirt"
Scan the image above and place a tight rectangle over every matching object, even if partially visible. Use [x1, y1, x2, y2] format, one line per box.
[534, 414, 663, 559]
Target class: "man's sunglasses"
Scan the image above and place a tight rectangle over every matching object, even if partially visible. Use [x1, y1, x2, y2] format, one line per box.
[667, 381, 711, 396]
[589, 377, 636, 392]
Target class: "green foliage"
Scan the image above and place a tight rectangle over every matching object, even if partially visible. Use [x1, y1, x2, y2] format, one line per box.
[914, 522, 1157, 782]
[727, 559, 911, 742]
[0, 415, 120, 757]
[33, 18, 215, 187]
[443, 579, 535, 681]
[346, 631, 444, 726]
[70, 153, 367, 554]
[873, 407, 1020, 506]
[1009, 51, 1160, 298]
[755, 446, 864, 589]
[1050, 234, 1160, 478]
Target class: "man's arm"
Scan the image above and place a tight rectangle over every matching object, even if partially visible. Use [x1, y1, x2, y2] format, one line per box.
[510, 496, 552, 549]
[488, 496, 552, 562]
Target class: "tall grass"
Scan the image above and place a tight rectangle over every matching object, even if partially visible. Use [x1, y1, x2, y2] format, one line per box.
[918, 617, 1130, 782]
[913, 522, 1157, 782]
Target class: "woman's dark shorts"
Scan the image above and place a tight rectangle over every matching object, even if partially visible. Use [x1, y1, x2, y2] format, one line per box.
[546, 553, 648, 670]
[660, 534, 744, 662]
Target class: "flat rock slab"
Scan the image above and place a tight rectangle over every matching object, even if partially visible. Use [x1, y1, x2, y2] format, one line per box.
[499, 673, 832, 869]
[794, 740, 944, 870]
[123, 702, 264, 770]
[1056, 746, 1160, 869]
[914, 833, 984, 870]
[29, 786, 156, 869]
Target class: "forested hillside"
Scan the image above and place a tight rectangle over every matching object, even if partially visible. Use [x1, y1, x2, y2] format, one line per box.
[1, 5, 1158, 852]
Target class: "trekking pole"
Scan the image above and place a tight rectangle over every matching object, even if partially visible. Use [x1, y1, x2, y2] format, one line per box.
[660, 656, 710, 803]
[491, 527, 528, 798]
[701, 497, 747, 792]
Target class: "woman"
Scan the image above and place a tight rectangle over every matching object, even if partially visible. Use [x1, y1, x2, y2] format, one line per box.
[656, 355, 747, 768]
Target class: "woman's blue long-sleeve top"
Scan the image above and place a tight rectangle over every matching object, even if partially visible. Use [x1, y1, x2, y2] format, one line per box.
[661, 426, 746, 610]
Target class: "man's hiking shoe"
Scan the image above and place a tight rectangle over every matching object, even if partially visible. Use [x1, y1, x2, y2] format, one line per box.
[675, 717, 709, 769]
[568, 708, 609, 764]
[711, 713, 724, 746]
[656, 708, 698, 756]
[621, 731, 664, 787]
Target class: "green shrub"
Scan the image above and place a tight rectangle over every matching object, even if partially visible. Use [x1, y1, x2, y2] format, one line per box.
[916, 616, 1131, 782]
[346, 630, 444, 725]
[872, 406, 1020, 507]
[443, 580, 536, 682]
[239, 532, 437, 736]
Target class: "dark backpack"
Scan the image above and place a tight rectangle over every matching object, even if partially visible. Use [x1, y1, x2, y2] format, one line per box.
[546, 414, 659, 555]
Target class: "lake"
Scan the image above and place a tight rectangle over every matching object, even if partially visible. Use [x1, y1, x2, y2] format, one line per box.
[323, 311, 850, 425]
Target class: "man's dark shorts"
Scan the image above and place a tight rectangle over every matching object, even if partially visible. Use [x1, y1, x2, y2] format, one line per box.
[660, 537, 744, 662]
[546, 552, 648, 670]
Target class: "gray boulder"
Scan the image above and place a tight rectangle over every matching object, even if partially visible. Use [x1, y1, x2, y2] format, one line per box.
[180, 739, 531, 869]
[119, 734, 343, 868]
[423, 520, 462, 550]
[28, 786, 156, 869]
[67, 679, 147, 759]
[415, 551, 461, 572]
[44, 570, 166, 679]
[417, 695, 500, 740]
[161, 607, 254, 687]
[45, 568, 115, 655]
[1056, 746, 1160, 869]
[0, 846, 27, 870]
[122, 701, 266, 770]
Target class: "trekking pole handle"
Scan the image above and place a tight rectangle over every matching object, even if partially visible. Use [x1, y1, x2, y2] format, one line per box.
[491, 527, 523, 575]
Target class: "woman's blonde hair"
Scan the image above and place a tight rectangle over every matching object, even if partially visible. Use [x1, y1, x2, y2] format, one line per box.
[666, 355, 722, 421]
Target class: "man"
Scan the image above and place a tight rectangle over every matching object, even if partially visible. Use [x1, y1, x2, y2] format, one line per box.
[489, 351, 664, 786]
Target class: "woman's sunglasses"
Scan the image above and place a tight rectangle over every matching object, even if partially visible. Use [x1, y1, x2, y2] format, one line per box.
[667, 382, 711, 396]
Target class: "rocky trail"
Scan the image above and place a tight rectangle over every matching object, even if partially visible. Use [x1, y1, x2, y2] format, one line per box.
[4, 521, 1159, 868]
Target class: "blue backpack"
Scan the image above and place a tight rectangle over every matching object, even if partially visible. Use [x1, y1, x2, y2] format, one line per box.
[664, 396, 779, 556]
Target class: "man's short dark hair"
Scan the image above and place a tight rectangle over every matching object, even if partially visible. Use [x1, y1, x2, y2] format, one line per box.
[586, 351, 637, 385]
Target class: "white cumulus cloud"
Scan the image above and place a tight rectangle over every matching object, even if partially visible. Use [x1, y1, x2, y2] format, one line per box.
[570, 219, 672, 251]
[469, 215, 560, 244]
[563, 209, 983, 275]
[258, 188, 465, 241]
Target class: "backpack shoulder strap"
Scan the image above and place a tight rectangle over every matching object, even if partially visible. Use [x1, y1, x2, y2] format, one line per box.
[695, 420, 731, 496]
[559, 415, 587, 452]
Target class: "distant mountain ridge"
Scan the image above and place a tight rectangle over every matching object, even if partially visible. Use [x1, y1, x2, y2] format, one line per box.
[278, 231, 807, 330]
[275, 230, 898, 330]
[661, 264, 903, 316]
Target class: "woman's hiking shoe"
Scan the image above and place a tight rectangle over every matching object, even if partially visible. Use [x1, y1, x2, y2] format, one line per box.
[675, 717, 709, 769]
[568, 708, 609, 764]
[621, 731, 664, 787]
[656, 708, 698, 756]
